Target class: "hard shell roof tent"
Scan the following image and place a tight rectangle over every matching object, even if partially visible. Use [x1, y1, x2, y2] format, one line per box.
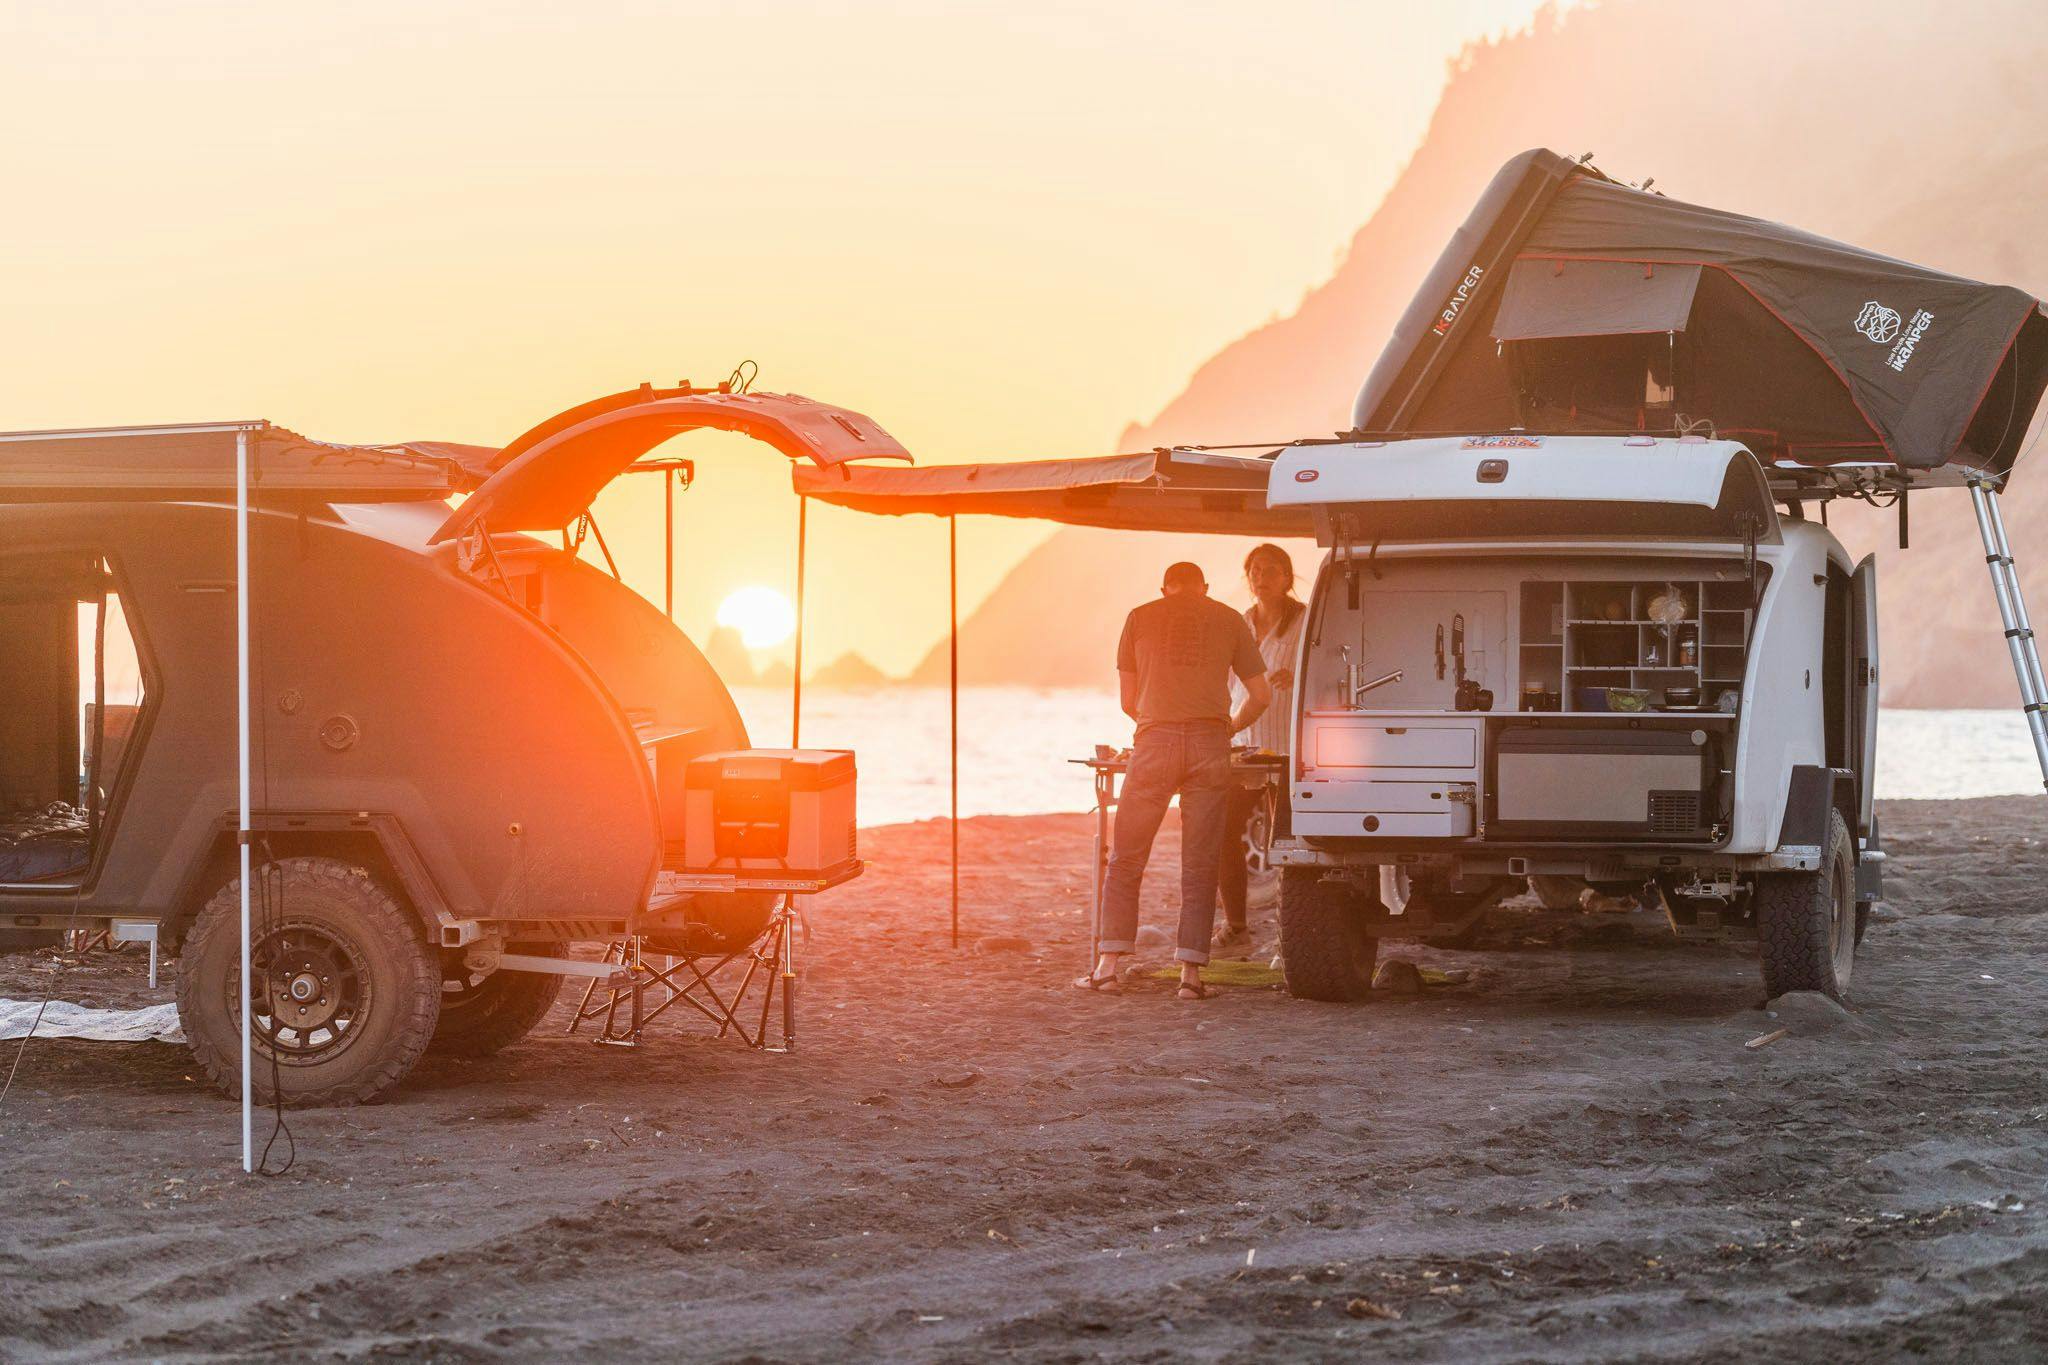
[1350, 148, 2048, 491]
[1320, 149, 2048, 793]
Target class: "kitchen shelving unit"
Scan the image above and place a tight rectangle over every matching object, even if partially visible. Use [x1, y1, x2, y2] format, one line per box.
[1518, 579, 1752, 707]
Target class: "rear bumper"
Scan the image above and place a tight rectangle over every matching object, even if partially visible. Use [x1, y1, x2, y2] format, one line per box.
[1271, 836, 1817, 876]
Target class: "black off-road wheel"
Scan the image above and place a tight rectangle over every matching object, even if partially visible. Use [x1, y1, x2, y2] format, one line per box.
[1756, 810, 1857, 1001]
[431, 943, 565, 1057]
[176, 857, 441, 1107]
[1278, 868, 1380, 1002]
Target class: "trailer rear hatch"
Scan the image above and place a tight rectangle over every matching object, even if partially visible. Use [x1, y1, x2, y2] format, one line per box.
[1267, 435, 1779, 546]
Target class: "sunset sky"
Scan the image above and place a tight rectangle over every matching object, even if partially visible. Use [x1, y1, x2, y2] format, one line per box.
[3, 0, 1566, 675]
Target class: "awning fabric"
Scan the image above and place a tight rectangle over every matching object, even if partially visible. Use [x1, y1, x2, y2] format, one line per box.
[1492, 259, 1702, 341]
[0, 424, 463, 501]
[1353, 148, 2048, 479]
[792, 449, 1314, 536]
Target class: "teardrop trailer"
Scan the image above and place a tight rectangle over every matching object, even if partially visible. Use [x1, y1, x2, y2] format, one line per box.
[0, 386, 903, 1105]
[1261, 150, 2048, 1003]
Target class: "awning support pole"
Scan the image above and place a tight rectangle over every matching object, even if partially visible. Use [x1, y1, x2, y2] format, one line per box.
[949, 514, 960, 949]
[792, 494, 807, 747]
[236, 429, 252, 1174]
[1969, 477, 2048, 789]
[664, 468, 675, 622]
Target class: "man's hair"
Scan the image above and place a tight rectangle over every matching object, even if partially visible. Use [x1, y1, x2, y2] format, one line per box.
[1161, 561, 1206, 592]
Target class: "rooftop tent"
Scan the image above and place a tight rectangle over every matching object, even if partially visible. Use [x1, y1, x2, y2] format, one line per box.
[791, 448, 1314, 536]
[1352, 149, 2048, 480]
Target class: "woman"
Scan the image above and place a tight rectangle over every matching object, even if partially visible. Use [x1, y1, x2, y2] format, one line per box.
[1216, 543, 1304, 954]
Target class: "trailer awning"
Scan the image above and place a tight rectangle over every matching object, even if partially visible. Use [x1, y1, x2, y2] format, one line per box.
[432, 388, 911, 543]
[791, 448, 1314, 536]
[0, 423, 465, 501]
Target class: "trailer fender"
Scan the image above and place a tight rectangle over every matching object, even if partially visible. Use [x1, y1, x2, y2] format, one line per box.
[163, 812, 456, 953]
[1775, 765, 1856, 862]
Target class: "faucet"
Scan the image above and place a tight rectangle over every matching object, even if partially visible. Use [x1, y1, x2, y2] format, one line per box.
[1353, 668, 1404, 704]
[1340, 645, 1403, 707]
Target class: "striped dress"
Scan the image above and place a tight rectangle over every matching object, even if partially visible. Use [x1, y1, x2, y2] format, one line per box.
[1230, 600, 1305, 754]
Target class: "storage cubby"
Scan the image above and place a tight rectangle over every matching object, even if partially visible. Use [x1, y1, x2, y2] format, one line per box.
[1517, 582, 1565, 698]
[1516, 575, 1756, 709]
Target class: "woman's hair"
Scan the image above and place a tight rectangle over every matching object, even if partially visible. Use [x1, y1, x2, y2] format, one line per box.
[1243, 543, 1303, 625]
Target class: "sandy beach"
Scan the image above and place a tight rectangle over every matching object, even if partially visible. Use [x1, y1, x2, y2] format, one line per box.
[3, 795, 2046, 1362]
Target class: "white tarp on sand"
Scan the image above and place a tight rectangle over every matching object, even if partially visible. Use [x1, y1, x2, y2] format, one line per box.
[0, 997, 184, 1043]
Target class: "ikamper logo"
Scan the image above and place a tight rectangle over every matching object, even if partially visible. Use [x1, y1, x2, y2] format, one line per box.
[1855, 300, 1903, 344]
[1431, 264, 1485, 336]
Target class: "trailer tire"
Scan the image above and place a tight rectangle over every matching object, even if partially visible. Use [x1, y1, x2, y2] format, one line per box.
[1279, 869, 1379, 1002]
[431, 943, 566, 1057]
[1757, 810, 1856, 1001]
[177, 857, 441, 1107]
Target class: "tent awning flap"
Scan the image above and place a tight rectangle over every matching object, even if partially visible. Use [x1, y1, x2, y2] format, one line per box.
[793, 450, 1313, 536]
[1493, 259, 1701, 341]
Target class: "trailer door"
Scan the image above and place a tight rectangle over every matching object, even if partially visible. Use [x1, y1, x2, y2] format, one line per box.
[1851, 554, 1880, 835]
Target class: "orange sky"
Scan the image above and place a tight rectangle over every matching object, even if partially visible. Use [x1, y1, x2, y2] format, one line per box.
[1, 0, 1567, 676]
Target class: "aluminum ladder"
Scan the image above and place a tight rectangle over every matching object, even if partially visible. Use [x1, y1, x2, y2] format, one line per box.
[1968, 477, 2048, 789]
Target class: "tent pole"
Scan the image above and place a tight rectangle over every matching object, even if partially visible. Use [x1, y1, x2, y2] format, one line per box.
[792, 494, 807, 747]
[236, 429, 252, 1174]
[664, 468, 675, 622]
[949, 514, 960, 949]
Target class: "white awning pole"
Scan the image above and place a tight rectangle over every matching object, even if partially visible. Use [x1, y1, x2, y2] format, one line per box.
[237, 429, 253, 1173]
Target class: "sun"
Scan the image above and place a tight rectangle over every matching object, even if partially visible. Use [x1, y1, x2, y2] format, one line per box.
[715, 585, 797, 650]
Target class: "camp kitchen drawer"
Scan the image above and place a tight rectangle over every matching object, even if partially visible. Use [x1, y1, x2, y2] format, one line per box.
[1490, 724, 1710, 838]
[1306, 716, 1480, 770]
[1292, 778, 1476, 840]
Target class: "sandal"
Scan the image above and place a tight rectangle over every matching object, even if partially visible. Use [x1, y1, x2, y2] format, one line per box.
[1074, 971, 1123, 992]
[1176, 980, 1210, 1001]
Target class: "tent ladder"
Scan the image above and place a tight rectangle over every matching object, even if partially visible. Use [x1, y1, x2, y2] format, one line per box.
[1969, 477, 2048, 789]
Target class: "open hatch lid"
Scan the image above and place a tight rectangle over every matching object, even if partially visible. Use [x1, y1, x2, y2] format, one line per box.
[431, 387, 911, 543]
[1351, 149, 2048, 485]
[1267, 435, 1780, 546]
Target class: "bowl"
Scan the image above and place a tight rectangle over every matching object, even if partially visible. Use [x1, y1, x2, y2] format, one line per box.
[1608, 687, 1653, 712]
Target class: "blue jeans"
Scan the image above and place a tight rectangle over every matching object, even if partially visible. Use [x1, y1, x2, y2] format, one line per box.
[1098, 721, 1231, 965]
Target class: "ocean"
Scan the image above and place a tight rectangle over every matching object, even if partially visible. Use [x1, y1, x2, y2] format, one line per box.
[728, 687, 2044, 828]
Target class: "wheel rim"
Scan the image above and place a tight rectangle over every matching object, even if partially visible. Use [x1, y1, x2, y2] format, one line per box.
[230, 923, 372, 1065]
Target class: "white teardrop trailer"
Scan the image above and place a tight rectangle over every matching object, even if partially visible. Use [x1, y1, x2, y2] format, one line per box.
[1265, 434, 1900, 1000]
[1257, 152, 2048, 1003]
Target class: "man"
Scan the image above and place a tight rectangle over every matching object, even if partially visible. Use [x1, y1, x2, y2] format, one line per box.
[1076, 562, 1270, 1001]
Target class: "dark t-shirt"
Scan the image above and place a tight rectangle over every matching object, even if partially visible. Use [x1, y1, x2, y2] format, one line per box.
[1116, 593, 1265, 726]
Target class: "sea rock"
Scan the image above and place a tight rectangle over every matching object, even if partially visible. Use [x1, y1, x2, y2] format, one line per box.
[1134, 925, 1173, 951]
[1764, 991, 1856, 1035]
[1373, 959, 1424, 996]
[975, 935, 1033, 954]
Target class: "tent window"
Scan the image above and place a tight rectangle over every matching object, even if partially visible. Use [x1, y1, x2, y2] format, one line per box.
[1492, 259, 1702, 342]
[0, 554, 148, 884]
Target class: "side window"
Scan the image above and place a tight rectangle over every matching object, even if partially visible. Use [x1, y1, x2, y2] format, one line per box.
[0, 554, 149, 884]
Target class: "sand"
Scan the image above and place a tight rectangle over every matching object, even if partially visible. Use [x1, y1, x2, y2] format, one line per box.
[2, 796, 2046, 1362]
